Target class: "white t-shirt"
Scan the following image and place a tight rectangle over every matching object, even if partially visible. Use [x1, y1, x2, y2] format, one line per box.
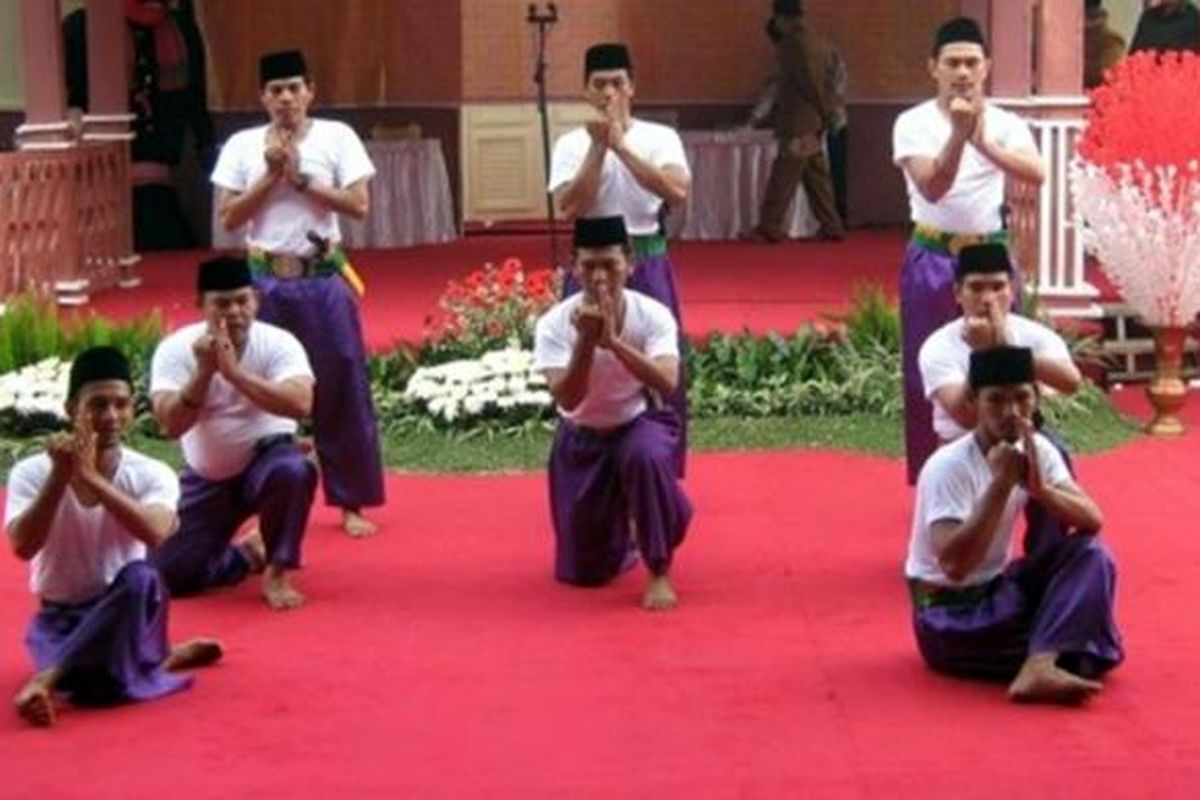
[5, 448, 179, 605]
[548, 119, 690, 236]
[533, 289, 679, 429]
[905, 432, 1072, 587]
[919, 314, 1073, 441]
[150, 321, 314, 480]
[892, 99, 1038, 234]
[210, 118, 375, 255]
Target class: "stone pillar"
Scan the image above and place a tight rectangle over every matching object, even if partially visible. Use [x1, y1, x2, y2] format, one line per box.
[1035, 0, 1084, 96]
[81, 0, 138, 290]
[988, 0, 1035, 98]
[16, 0, 73, 149]
[82, 0, 134, 142]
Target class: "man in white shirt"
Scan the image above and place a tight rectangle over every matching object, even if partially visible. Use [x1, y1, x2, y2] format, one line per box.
[905, 346, 1122, 704]
[549, 43, 691, 477]
[534, 217, 693, 611]
[211, 49, 384, 538]
[920, 243, 1085, 554]
[7, 347, 222, 727]
[149, 257, 317, 610]
[919, 243, 1081, 449]
[893, 17, 1045, 484]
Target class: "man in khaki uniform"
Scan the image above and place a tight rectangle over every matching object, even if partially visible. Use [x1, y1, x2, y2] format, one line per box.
[744, 0, 844, 243]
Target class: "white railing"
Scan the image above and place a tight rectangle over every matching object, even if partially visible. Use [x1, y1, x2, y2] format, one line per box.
[999, 96, 1100, 318]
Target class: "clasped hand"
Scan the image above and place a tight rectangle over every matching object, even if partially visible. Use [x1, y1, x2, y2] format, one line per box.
[46, 416, 100, 485]
[264, 129, 302, 184]
[962, 302, 1008, 350]
[986, 420, 1044, 497]
[948, 96, 985, 145]
[192, 318, 240, 380]
[586, 110, 627, 151]
[572, 290, 618, 349]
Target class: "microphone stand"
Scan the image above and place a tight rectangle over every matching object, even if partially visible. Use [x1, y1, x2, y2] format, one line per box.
[527, 2, 560, 268]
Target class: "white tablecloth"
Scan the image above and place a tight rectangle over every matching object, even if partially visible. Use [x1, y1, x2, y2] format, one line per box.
[212, 138, 457, 250]
[674, 129, 818, 241]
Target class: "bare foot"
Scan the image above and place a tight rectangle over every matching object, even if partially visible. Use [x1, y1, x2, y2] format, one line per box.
[262, 567, 305, 611]
[236, 528, 267, 574]
[14, 669, 59, 727]
[164, 638, 224, 671]
[341, 508, 378, 538]
[641, 575, 679, 611]
[1008, 653, 1103, 705]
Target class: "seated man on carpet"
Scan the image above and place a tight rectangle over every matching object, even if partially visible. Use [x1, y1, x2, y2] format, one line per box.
[149, 256, 317, 610]
[533, 215, 693, 611]
[7, 347, 222, 727]
[905, 346, 1123, 704]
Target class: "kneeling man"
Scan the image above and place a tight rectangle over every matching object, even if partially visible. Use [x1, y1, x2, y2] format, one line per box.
[905, 346, 1123, 703]
[7, 347, 221, 727]
[149, 256, 317, 610]
[534, 215, 693, 610]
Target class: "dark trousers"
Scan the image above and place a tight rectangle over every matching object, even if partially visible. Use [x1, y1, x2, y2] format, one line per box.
[758, 138, 844, 239]
[548, 410, 692, 586]
[913, 534, 1123, 681]
[26, 562, 191, 704]
[151, 439, 317, 596]
[826, 126, 848, 223]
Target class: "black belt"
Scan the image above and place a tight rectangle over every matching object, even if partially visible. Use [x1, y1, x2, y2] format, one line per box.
[254, 432, 297, 455]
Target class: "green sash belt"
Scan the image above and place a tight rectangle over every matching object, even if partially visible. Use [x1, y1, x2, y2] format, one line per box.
[910, 224, 1007, 257]
[632, 234, 668, 259]
[908, 577, 999, 610]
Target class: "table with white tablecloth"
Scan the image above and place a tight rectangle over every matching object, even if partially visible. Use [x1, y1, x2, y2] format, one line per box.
[673, 129, 818, 241]
[212, 138, 457, 250]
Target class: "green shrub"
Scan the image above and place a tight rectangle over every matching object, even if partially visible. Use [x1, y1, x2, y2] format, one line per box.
[835, 283, 901, 353]
[687, 288, 903, 419]
[0, 295, 63, 373]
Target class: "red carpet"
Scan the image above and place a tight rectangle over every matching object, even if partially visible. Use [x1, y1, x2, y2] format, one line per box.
[3, 434, 1199, 798]
[83, 231, 907, 350]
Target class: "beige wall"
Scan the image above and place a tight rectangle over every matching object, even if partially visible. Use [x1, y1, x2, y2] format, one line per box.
[3, 0, 1133, 115]
[463, 0, 960, 103]
[195, 0, 963, 110]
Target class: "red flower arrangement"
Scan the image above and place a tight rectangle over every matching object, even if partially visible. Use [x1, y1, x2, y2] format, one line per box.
[1071, 49, 1200, 328]
[423, 257, 560, 353]
[1078, 50, 1200, 211]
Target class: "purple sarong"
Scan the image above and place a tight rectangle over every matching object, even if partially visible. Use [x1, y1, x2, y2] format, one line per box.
[26, 561, 190, 705]
[548, 409, 692, 585]
[912, 533, 1123, 681]
[563, 252, 689, 477]
[1023, 426, 1082, 555]
[900, 242, 961, 485]
[151, 438, 316, 596]
[256, 275, 386, 510]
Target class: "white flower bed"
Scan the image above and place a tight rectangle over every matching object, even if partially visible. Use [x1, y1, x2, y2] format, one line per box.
[403, 347, 553, 424]
[0, 358, 71, 421]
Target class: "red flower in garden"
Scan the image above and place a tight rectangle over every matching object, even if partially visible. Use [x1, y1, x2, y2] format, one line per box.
[423, 257, 560, 347]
